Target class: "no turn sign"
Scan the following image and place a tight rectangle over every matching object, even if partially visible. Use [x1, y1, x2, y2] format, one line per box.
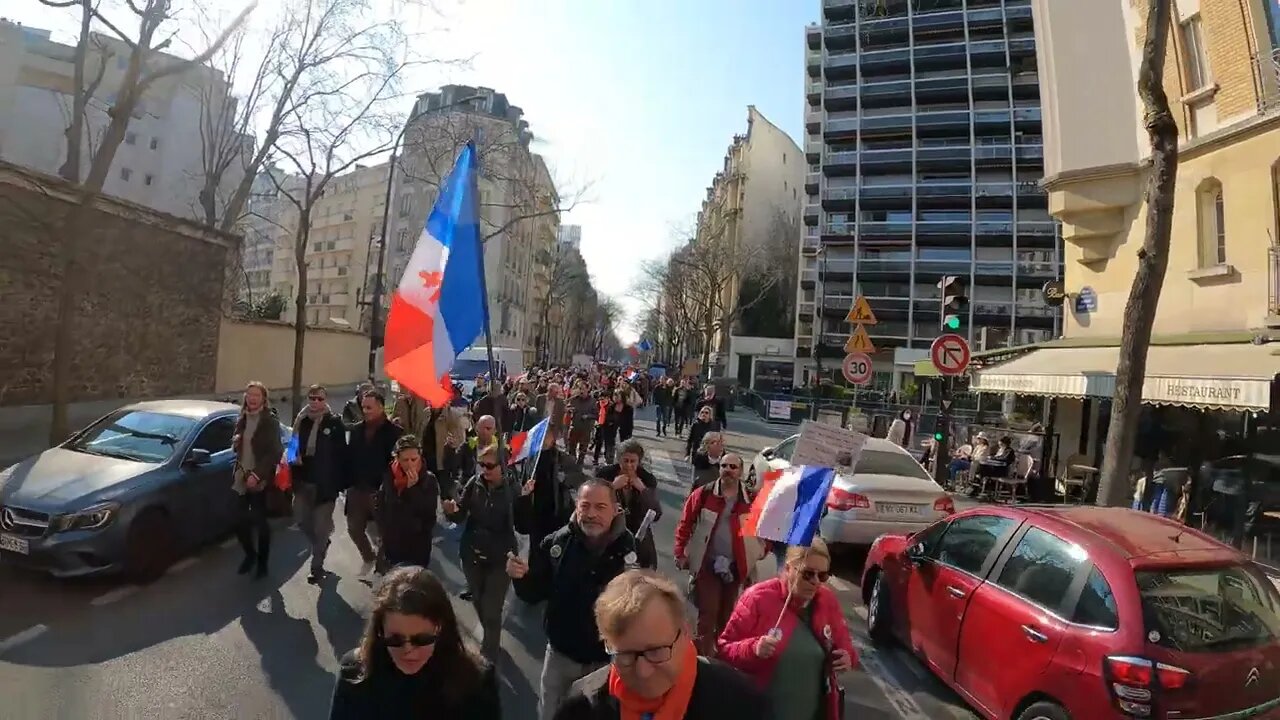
[842, 352, 873, 385]
[930, 334, 971, 376]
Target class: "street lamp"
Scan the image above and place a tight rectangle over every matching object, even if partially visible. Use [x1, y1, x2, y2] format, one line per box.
[367, 94, 483, 377]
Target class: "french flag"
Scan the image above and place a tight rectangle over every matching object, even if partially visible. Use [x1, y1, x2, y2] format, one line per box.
[384, 142, 485, 408]
[740, 466, 837, 546]
[508, 417, 550, 466]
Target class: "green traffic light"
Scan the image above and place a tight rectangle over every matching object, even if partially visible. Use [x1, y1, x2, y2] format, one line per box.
[943, 315, 961, 330]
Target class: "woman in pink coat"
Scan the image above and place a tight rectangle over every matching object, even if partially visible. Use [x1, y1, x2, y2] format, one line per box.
[716, 539, 856, 720]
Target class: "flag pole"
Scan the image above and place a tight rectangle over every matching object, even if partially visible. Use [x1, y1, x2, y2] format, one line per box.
[467, 139, 506, 474]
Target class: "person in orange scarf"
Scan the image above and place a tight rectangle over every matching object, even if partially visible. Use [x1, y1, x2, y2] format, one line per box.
[553, 570, 768, 720]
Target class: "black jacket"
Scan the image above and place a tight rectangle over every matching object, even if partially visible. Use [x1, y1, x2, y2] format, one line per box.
[347, 420, 403, 491]
[506, 404, 541, 435]
[674, 387, 698, 413]
[293, 412, 350, 504]
[472, 393, 508, 431]
[594, 464, 660, 569]
[695, 396, 728, 429]
[330, 649, 500, 720]
[341, 396, 363, 430]
[512, 519, 638, 665]
[568, 395, 597, 430]
[685, 419, 723, 459]
[517, 449, 585, 542]
[375, 469, 439, 564]
[446, 473, 518, 566]
[555, 658, 769, 720]
[652, 384, 673, 407]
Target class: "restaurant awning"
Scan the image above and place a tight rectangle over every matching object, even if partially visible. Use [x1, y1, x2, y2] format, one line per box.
[971, 342, 1280, 411]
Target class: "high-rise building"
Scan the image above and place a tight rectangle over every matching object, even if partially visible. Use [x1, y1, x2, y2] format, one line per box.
[384, 85, 555, 361]
[0, 20, 245, 223]
[558, 224, 582, 249]
[797, 0, 1062, 389]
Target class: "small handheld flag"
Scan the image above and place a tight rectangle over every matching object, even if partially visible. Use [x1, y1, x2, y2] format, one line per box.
[285, 434, 301, 464]
[740, 465, 837, 547]
[508, 417, 550, 466]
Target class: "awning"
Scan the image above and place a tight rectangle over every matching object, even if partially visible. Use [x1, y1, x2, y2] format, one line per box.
[971, 343, 1280, 411]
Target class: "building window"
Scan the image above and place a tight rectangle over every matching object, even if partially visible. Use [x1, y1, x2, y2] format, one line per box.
[125, 132, 137, 145]
[1196, 178, 1227, 267]
[150, 137, 159, 150]
[398, 193, 412, 217]
[1180, 16, 1211, 91]
[144, 174, 153, 186]
[397, 228, 409, 250]
[120, 167, 132, 181]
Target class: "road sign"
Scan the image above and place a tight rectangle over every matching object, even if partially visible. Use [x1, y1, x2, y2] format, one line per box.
[844, 324, 876, 354]
[845, 295, 878, 325]
[842, 352, 873, 385]
[930, 333, 972, 376]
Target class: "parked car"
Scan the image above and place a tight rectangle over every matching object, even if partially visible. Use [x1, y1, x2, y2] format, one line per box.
[860, 505, 1280, 720]
[0, 400, 288, 580]
[749, 434, 955, 546]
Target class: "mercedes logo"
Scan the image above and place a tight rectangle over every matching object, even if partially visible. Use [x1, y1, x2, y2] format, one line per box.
[0, 508, 15, 532]
[1246, 667, 1261, 687]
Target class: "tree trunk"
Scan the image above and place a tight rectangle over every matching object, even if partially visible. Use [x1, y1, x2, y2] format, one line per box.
[58, 2, 94, 184]
[1097, 0, 1179, 507]
[291, 220, 311, 415]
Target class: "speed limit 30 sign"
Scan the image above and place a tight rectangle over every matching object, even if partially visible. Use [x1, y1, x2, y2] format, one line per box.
[842, 352, 873, 385]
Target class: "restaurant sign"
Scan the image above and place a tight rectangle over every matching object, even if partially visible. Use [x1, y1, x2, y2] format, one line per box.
[1145, 376, 1269, 410]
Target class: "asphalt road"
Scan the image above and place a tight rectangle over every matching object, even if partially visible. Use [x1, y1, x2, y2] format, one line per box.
[0, 407, 979, 720]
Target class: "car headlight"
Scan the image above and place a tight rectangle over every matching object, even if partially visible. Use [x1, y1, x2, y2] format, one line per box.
[51, 502, 121, 533]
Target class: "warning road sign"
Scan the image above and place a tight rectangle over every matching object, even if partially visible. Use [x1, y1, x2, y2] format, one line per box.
[844, 325, 876, 354]
[930, 333, 971, 376]
[845, 296, 878, 325]
[842, 352, 873, 385]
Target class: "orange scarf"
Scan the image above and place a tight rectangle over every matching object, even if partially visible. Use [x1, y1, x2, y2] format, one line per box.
[608, 641, 698, 720]
[390, 460, 409, 493]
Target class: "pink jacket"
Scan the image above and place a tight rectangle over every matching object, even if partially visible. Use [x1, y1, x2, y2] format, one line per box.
[716, 577, 857, 720]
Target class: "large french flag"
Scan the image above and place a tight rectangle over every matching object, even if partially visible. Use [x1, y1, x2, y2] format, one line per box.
[384, 142, 485, 407]
[508, 417, 550, 466]
[740, 466, 837, 546]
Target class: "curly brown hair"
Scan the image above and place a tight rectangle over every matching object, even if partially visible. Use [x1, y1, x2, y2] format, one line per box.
[353, 566, 486, 701]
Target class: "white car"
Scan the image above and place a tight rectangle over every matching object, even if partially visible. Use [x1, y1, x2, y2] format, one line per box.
[749, 434, 956, 546]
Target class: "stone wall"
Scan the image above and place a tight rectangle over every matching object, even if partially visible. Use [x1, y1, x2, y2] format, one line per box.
[216, 319, 370, 394]
[0, 161, 237, 406]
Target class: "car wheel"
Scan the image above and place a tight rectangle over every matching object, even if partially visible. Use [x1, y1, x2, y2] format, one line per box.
[124, 507, 177, 582]
[866, 570, 893, 644]
[1016, 700, 1071, 720]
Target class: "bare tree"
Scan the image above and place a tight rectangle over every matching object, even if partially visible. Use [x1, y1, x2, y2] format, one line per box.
[591, 296, 623, 360]
[398, 111, 587, 244]
[43, 0, 252, 442]
[267, 0, 413, 412]
[534, 243, 589, 362]
[37, 0, 113, 182]
[1097, 0, 1179, 507]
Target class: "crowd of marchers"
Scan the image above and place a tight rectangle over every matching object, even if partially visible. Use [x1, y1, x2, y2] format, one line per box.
[225, 364, 857, 720]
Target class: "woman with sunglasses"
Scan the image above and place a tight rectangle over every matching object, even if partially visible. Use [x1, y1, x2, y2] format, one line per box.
[330, 565, 500, 719]
[717, 539, 857, 720]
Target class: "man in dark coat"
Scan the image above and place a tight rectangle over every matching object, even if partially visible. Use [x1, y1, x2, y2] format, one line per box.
[594, 439, 660, 570]
[345, 389, 402, 576]
[291, 384, 349, 583]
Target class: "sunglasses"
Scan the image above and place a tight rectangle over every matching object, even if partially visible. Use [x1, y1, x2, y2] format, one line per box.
[383, 632, 438, 649]
[719, 463, 741, 470]
[480, 461, 500, 470]
[799, 569, 831, 583]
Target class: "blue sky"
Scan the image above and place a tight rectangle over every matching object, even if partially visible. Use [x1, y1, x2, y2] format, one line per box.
[11, 0, 818, 342]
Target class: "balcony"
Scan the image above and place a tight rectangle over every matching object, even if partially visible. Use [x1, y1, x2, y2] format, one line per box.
[1017, 260, 1058, 278]
[804, 204, 820, 225]
[807, 82, 823, 102]
[805, 172, 821, 194]
[1016, 144, 1044, 161]
[806, 109, 824, 132]
[806, 141, 823, 161]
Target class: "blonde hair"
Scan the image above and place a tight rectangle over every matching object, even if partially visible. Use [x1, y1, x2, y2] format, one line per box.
[784, 537, 831, 568]
[698, 431, 724, 454]
[477, 443, 499, 461]
[594, 570, 685, 643]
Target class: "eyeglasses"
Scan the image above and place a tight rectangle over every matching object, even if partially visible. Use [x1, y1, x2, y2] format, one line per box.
[719, 463, 741, 470]
[480, 461, 500, 470]
[608, 630, 680, 667]
[799, 569, 831, 583]
[382, 632, 438, 649]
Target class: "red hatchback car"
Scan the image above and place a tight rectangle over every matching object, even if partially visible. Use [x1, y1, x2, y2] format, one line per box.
[860, 504, 1280, 720]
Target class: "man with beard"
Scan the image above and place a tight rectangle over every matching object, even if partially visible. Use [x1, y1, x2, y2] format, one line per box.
[507, 478, 639, 720]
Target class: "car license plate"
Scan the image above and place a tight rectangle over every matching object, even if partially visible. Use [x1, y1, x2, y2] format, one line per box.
[0, 533, 30, 555]
[877, 502, 923, 516]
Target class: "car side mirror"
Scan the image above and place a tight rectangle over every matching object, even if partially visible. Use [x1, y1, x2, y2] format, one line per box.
[761, 448, 775, 459]
[905, 543, 926, 564]
[185, 448, 212, 466]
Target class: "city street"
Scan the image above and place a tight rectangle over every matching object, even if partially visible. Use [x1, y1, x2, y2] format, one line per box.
[0, 408, 979, 720]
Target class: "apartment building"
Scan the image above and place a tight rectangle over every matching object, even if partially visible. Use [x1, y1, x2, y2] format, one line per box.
[968, 0, 1280, 475]
[266, 162, 388, 329]
[558, 224, 582, 249]
[0, 20, 243, 222]
[695, 106, 804, 376]
[385, 85, 556, 360]
[798, 0, 1061, 389]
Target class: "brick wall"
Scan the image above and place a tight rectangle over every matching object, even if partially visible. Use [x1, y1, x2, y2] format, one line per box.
[0, 162, 237, 406]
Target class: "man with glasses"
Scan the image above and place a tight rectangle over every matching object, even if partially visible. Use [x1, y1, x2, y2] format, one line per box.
[290, 384, 349, 584]
[506, 478, 638, 720]
[554, 570, 767, 720]
[673, 453, 761, 655]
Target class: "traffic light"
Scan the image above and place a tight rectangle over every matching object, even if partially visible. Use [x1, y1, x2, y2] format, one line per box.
[938, 275, 968, 332]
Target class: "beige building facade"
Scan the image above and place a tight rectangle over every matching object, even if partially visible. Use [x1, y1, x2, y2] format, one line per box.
[694, 106, 804, 375]
[969, 0, 1280, 477]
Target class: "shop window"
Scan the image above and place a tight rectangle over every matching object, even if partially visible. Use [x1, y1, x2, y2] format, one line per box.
[1196, 178, 1227, 267]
